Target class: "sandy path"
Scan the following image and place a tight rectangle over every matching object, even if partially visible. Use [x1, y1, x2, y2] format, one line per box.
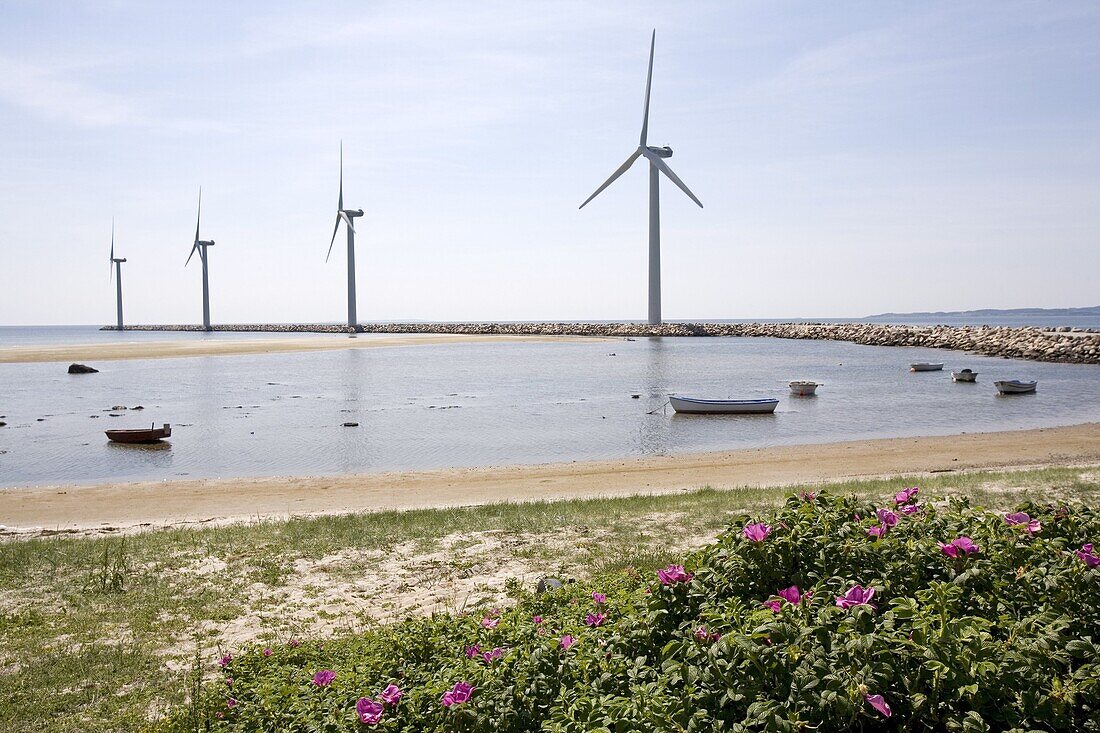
[0, 333, 599, 363]
[2, 423, 1097, 534]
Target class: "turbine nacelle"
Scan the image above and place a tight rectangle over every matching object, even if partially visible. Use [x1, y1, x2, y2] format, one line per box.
[341, 209, 364, 218]
[197, 240, 215, 247]
[112, 258, 128, 263]
[646, 145, 673, 158]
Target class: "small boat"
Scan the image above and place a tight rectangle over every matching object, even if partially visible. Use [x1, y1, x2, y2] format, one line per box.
[995, 380, 1037, 395]
[106, 423, 172, 443]
[670, 396, 779, 414]
[910, 363, 944, 372]
[789, 381, 820, 396]
[951, 369, 978, 383]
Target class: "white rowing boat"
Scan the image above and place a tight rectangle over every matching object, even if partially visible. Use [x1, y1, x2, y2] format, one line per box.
[951, 369, 977, 382]
[910, 362, 944, 372]
[995, 380, 1037, 395]
[789, 381, 820, 396]
[670, 396, 779, 414]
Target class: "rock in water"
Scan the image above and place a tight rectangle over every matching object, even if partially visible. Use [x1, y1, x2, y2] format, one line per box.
[68, 363, 99, 374]
[342, 422, 360, 427]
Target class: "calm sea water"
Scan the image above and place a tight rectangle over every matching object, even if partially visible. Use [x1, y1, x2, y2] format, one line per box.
[1, 332, 1098, 488]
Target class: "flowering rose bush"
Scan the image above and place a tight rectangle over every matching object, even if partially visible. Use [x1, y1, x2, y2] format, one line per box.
[159, 493, 1099, 732]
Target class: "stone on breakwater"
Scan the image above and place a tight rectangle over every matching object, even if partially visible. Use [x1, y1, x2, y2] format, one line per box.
[101, 322, 1100, 365]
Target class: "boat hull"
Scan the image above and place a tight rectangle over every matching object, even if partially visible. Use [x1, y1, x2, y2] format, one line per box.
[994, 380, 1037, 395]
[106, 423, 172, 443]
[670, 396, 779, 414]
[910, 363, 944, 372]
[789, 381, 818, 396]
[951, 371, 977, 382]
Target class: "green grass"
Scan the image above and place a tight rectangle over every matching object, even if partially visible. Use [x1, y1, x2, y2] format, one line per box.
[0, 465, 1097, 732]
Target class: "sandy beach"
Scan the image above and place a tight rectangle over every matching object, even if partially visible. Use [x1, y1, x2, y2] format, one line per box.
[3, 422, 1097, 535]
[0, 332, 598, 363]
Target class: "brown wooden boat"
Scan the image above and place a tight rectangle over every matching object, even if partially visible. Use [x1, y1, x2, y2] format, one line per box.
[105, 423, 172, 443]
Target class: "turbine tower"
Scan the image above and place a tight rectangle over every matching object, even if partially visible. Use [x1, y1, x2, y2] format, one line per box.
[109, 219, 127, 330]
[579, 30, 703, 326]
[185, 188, 215, 331]
[327, 142, 364, 330]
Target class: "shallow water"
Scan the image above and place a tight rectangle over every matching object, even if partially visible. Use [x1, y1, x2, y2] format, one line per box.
[1, 335, 1098, 488]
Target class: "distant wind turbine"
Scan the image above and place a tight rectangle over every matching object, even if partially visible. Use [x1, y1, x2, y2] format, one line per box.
[185, 188, 215, 331]
[579, 30, 703, 326]
[327, 142, 365, 330]
[109, 219, 127, 330]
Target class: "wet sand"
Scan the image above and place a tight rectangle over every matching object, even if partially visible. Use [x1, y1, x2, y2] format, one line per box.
[2, 423, 1097, 536]
[0, 333, 598, 363]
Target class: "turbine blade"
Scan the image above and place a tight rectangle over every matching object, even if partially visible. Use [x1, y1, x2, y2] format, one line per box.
[109, 218, 115, 282]
[579, 149, 642, 209]
[640, 30, 655, 146]
[340, 210, 356, 234]
[643, 148, 703, 208]
[194, 187, 202, 245]
[185, 242, 198, 266]
[326, 214, 341, 262]
[338, 141, 344, 211]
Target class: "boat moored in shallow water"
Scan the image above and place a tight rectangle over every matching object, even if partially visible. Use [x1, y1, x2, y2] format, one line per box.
[910, 362, 944, 372]
[670, 396, 779, 414]
[952, 369, 978, 382]
[995, 380, 1037, 395]
[789, 381, 820, 396]
[106, 423, 172, 443]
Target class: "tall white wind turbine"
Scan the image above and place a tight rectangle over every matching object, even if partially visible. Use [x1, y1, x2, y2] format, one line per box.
[579, 30, 703, 326]
[327, 142, 364, 330]
[109, 219, 127, 330]
[185, 188, 215, 331]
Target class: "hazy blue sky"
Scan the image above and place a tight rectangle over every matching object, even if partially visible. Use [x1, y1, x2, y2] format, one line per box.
[1, 1, 1098, 325]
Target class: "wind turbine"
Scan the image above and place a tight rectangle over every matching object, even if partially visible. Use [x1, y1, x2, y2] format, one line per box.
[327, 142, 364, 330]
[109, 219, 127, 330]
[579, 30, 703, 326]
[185, 188, 215, 331]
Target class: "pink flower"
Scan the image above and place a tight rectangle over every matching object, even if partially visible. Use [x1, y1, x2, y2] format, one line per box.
[694, 626, 721, 642]
[481, 617, 500, 629]
[939, 536, 980, 556]
[1005, 512, 1041, 535]
[218, 654, 232, 668]
[1076, 543, 1100, 568]
[356, 697, 384, 725]
[836, 585, 876, 610]
[865, 694, 892, 717]
[762, 599, 782, 613]
[894, 487, 919, 505]
[312, 670, 336, 687]
[441, 681, 474, 707]
[799, 491, 816, 501]
[899, 504, 921, 515]
[591, 592, 607, 604]
[743, 523, 772, 542]
[560, 634, 576, 649]
[585, 612, 607, 627]
[481, 647, 503, 663]
[380, 684, 403, 706]
[464, 644, 481, 658]
[288, 638, 301, 648]
[657, 564, 694, 585]
[777, 585, 804, 604]
[262, 648, 272, 657]
[876, 508, 899, 527]
[866, 525, 887, 538]
[532, 615, 543, 625]
[226, 698, 237, 709]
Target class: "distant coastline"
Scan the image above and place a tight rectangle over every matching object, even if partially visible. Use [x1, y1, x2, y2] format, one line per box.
[865, 305, 1100, 319]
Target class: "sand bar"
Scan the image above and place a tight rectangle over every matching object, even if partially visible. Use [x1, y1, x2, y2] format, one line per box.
[2, 423, 1097, 535]
[0, 333, 596, 364]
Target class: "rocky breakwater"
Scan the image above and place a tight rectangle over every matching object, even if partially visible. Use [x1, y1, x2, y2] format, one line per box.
[104, 322, 1100, 364]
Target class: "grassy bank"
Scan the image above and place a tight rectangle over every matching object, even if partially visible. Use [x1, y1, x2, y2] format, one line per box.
[1, 466, 1098, 731]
